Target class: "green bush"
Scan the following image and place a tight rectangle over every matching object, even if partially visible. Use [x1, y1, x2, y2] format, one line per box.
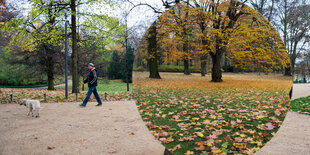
[158, 65, 200, 72]
[0, 47, 47, 86]
[107, 51, 122, 80]
[133, 66, 146, 71]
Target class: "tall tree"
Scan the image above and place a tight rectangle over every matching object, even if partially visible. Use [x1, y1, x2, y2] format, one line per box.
[192, 0, 249, 82]
[148, 21, 161, 79]
[285, 2, 310, 75]
[182, 0, 191, 75]
[71, 0, 79, 93]
[250, 0, 310, 76]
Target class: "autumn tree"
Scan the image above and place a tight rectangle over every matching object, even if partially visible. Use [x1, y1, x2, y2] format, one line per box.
[227, 8, 289, 72]
[157, 3, 194, 75]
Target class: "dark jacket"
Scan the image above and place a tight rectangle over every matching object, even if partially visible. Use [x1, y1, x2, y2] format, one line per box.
[84, 68, 98, 88]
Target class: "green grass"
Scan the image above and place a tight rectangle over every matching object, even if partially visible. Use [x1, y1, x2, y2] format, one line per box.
[158, 65, 199, 72]
[96, 80, 133, 91]
[59, 79, 133, 92]
[135, 88, 289, 154]
[290, 96, 310, 115]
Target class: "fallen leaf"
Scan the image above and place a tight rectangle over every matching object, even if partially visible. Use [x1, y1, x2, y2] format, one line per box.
[184, 150, 194, 155]
[266, 122, 275, 130]
[196, 132, 204, 138]
[194, 145, 205, 151]
[108, 150, 117, 154]
[47, 146, 55, 150]
[171, 144, 181, 151]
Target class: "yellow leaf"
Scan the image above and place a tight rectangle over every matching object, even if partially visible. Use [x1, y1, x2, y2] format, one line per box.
[185, 150, 194, 155]
[196, 132, 204, 138]
[192, 117, 199, 121]
[203, 119, 211, 124]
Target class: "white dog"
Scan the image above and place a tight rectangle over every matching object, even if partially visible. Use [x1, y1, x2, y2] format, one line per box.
[20, 99, 40, 118]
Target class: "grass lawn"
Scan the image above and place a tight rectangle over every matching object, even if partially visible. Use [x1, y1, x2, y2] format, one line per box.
[58, 79, 133, 92]
[133, 72, 292, 154]
[290, 96, 310, 115]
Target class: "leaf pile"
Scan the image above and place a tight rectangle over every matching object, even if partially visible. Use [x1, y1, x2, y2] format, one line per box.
[0, 88, 133, 104]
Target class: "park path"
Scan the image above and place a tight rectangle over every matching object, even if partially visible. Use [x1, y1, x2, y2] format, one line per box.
[255, 84, 310, 155]
[0, 101, 165, 155]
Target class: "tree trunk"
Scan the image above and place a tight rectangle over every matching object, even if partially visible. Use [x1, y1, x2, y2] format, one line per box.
[148, 22, 161, 79]
[184, 58, 190, 75]
[47, 56, 55, 90]
[224, 53, 228, 72]
[200, 55, 207, 76]
[284, 66, 292, 76]
[210, 50, 223, 82]
[71, 0, 79, 93]
[45, 3, 55, 90]
[45, 45, 55, 90]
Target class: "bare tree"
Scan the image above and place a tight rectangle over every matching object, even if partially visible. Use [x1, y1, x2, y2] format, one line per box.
[276, 0, 310, 75]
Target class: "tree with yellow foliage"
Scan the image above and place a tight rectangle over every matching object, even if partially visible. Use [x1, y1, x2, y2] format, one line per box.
[136, 0, 290, 81]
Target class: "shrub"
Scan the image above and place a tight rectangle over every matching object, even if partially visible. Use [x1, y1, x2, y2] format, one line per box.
[133, 66, 146, 71]
[158, 65, 200, 73]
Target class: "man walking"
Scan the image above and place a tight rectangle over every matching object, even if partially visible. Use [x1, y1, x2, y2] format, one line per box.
[80, 63, 103, 107]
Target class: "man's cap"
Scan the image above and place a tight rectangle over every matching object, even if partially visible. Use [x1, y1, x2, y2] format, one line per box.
[88, 63, 95, 67]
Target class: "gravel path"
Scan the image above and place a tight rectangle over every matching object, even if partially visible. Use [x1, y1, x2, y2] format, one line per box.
[0, 101, 165, 155]
[255, 84, 310, 155]
[291, 83, 310, 100]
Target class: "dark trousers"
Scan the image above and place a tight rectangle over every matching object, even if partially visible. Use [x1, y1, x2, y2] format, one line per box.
[82, 87, 102, 106]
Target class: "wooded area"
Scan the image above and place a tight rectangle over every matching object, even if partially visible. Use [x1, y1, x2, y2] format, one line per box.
[0, 0, 309, 89]
[0, 0, 134, 91]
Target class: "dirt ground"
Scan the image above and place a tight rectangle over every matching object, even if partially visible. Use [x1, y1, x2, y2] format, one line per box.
[0, 101, 165, 155]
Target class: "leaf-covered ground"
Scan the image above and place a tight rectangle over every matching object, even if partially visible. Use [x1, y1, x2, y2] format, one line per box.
[133, 72, 292, 154]
[0, 88, 133, 104]
[290, 96, 310, 115]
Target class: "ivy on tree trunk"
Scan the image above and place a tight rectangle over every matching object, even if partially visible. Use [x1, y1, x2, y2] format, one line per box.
[71, 0, 79, 93]
[148, 22, 161, 79]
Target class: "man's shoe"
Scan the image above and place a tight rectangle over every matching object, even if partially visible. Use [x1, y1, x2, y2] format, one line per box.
[96, 104, 102, 106]
[79, 104, 86, 107]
